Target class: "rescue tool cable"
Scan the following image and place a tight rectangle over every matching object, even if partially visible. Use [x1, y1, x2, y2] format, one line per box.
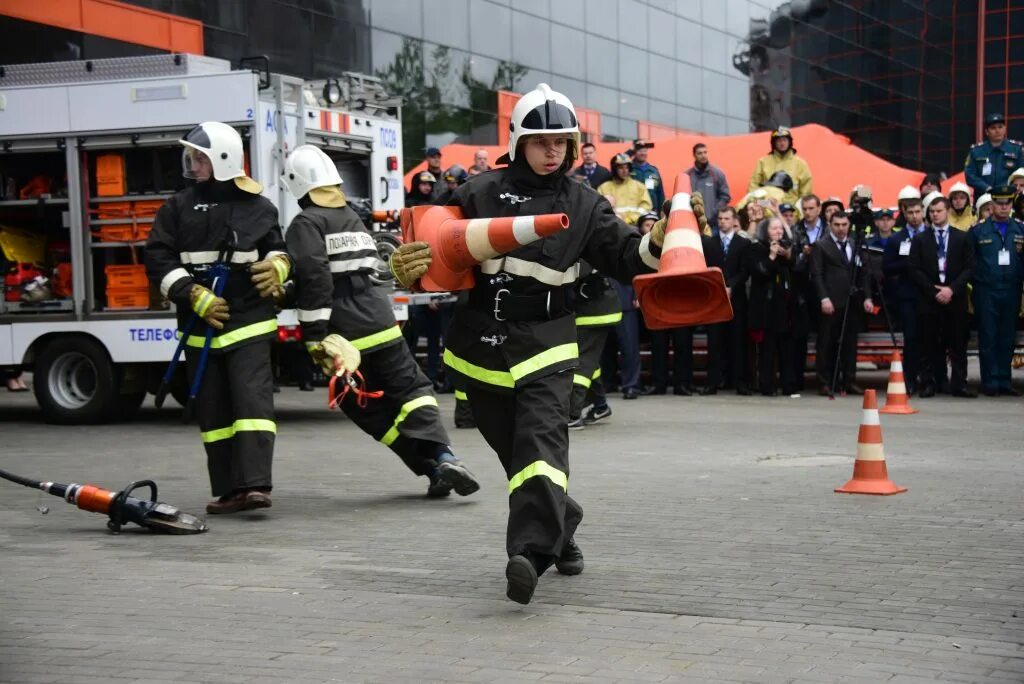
[0, 468, 209, 535]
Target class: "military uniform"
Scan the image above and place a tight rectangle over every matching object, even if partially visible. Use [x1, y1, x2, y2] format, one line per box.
[630, 161, 665, 216]
[146, 181, 284, 497]
[569, 265, 621, 420]
[968, 214, 1024, 392]
[964, 140, 1023, 198]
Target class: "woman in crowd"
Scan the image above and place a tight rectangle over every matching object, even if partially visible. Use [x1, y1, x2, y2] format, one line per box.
[746, 216, 798, 396]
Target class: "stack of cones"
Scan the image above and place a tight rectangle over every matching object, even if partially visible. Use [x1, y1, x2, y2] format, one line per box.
[879, 350, 918, 415]
[835, 389, 907, 495]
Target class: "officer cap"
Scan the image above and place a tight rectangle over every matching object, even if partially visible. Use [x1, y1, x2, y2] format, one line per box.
[425, 147, 442, 157]
[984, 113, 1006, 127]
[874, 208, 894, 219]
[990, 185, 1015, 202]
[778, 203, 795, 213]
[632, 139, 654, 150]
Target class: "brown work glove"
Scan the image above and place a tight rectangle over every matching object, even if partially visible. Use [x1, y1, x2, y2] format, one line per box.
[691, 191, 710, 236]
[389, 241, 432, 290]
[307, 334, 361, 376]
[189, 284, 230, 330]
[650, 217, 666, 248]
[250, 253, 290, 299]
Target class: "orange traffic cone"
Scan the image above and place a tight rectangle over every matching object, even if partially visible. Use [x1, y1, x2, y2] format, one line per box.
[879, 350, 918, 415]
[399, 205, 569, 291]
[835, 389, 907, 495]
[633, 173, 733, 329]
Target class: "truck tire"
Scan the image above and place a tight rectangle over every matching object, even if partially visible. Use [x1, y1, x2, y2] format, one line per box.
[34, 337, 118, 425]
[370, 232, 401, 285]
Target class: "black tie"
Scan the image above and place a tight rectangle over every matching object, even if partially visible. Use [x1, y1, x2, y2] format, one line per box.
[838, 241, 849, 262]
[936, 230, 946, 259]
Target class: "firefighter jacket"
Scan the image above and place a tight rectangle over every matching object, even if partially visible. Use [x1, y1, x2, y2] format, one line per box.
[949, 206, 976, 232]
[443, 159, 660, 393]
[284, 201, 400, 353]
[595, 177, 652, 226]
[748, 149, 813, 206]
[573, 262, 622, 328]
[146, 181, 285, 353]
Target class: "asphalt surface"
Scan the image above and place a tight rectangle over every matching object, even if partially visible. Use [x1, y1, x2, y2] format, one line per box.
[1, 367, 1022, 683]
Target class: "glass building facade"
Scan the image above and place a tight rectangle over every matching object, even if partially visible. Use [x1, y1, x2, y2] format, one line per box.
[1, 1, 1019, 177]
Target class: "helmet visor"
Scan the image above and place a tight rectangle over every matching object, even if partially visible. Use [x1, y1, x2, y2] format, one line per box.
[181, 148, 211, 181]
[521, 101, 578, 131]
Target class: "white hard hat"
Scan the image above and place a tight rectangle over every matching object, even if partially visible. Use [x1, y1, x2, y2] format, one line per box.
[922, 190, 944, 209]
[180, 122, 247, 182]
[897, 184, 921, 201]
[976, 192, 993, 211]
[1009, 167, 1024, 182]
[948, 181, 972, 199]
[282, 144, 343, 200]
[504, 83, 580, 163]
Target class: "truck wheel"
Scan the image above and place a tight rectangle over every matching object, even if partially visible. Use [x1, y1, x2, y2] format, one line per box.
[34, 337, 118, 425]
[370, 232, 401, 285]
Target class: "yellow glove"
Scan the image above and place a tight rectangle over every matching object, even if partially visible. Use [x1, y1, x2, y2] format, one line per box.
[691, 191, 710, 236]
[250, 254, 290, 299]
[650, 217, 666, 248]
[307, 334, 361, 376]
[389, 241, 432, 290]
[190, 284, 230, 330]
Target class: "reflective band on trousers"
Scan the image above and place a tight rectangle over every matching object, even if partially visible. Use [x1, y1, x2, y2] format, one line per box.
[575, 312, 623, 326]
[351, 325, 402, 351]
[201, 418, 277, 444]
[443, 343, 578, 388]
[573, 374, 591, 388]
[454, 389, 468, 401]
[183, 319, 278, 349]
[508, 460, 568, 494]
[380, 395, 438, 446]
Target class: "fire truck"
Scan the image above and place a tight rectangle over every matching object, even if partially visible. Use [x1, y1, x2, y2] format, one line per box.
[0, 54, 415, 423]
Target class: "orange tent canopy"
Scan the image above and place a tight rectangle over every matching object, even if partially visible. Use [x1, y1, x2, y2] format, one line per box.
[405, 124, 969, 209]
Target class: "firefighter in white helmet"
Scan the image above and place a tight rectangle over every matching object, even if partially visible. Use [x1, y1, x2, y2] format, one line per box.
[146, 122, 288, 514]
[895, 184, 922, 228]
[946, 182, 975, 231]
[388, 83, 663, 604]
[281, 145, 479, 499]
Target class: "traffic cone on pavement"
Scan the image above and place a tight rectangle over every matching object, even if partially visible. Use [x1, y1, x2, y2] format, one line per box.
[879, 350, 918, 415]
[835, 389, 907, 495]
[400, 205, 569, 291]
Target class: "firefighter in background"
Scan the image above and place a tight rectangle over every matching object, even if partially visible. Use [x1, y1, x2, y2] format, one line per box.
[596, 154, 652, 226]
[282, 145, 480, 498]
[748, 126, 812, 207]
[567, 260, 621, 430]
[947, 182, 975, 231]
[406, 171, 437, 207]
[389, 83, 661, 604]
[436, 164, 469, 204]
[146, 122, 287, 514]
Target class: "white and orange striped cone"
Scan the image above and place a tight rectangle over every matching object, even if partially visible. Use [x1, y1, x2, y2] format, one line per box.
[879, 350, 918, 415]
[633, 172, 733, 329]
[835, 389, 907, 495]
[399, 205, 569, 291]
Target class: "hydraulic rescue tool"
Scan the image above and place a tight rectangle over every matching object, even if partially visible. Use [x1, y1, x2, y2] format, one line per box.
[0, 468, 209, 534]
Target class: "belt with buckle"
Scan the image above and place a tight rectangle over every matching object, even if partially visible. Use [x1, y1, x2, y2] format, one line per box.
[469, 275, 571, 322]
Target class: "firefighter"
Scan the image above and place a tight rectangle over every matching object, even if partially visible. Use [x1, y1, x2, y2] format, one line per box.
[388, 83, 662, 604]
[146, 121, 288, 514]
[748, 126, 813, 207]
[596, 154, 652, 226]
[947, 182, 975, 231]
[406, 171, 437, 207]
[281, 145, 479, 498]
[567, 261, 621, 430]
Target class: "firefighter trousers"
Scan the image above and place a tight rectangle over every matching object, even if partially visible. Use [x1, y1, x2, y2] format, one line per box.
[570, 326, 609, 418]
[337, 341, 450, 477]
[186, 340, 275, 498]
[466, 371, 583, 573]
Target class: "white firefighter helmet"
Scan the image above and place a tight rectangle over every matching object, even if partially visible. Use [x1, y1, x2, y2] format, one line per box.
[922, 190, 944, 210]
[504, 83, 580, 164]
[1009, 167, 1024, 183]
[897, 184, 921, 201]
[180, 121, 261, 193]
[976, 192, 993, 212]
[282, 144, 343, 201]
[948, 181, 972, 200]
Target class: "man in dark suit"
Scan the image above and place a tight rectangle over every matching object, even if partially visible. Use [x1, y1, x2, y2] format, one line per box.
[705, 206, 752, 394]
[882, 198, 927, 394]
[909, 197, 976, 397]
[571, 142, 612, 189]
[811, 211, 875, 395]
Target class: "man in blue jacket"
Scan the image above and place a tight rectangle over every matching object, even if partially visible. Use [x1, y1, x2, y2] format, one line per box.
[629, 139, 665, 213]
[964, 113, 1023, 197]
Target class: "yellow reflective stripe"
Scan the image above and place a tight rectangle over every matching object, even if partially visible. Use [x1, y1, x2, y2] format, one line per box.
[573, 374, 591, 388]
[350, 325, 402, 351]
[454, 389, 468, 401]
[591, 367, 601, 380]
[272, 257, 289, 283]
[509, 343, 578, 381]
[201, 418, 277, 443]
[184, 319, 278, 349]
[194, 291, 214, 317]
[443, 348, 515, 388]
[575, 312, 622, 326]
[508, 460, 568, 494]
[380, 395, 438, 446]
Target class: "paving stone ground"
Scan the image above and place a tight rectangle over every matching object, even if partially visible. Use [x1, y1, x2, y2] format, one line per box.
[1, 367, 1022, 683]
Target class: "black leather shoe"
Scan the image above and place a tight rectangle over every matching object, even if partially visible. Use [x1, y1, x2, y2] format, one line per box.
[918, 384, 936, 398]
[506, 555, 539, 604]
[623, 388, 639, 400]
[982, 386, 999, 397]
[699, 386, 718, 396]
[951, 388, 977, 398]
[999, 387, 1022, 397]
[673, 385, 693, 396]
[555, 538, 584, 576]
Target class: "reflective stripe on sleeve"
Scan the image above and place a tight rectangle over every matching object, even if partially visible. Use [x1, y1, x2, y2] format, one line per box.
[350, 325, 402, 351]
[184, 319, 278, 349]
[201, 418, 277, 444]
[380, 395, 439, 446]
[575, 312, 623, 326]
[329, 256, 384, 273]
[639, 232, 660, 270]
[160, 267, 191, 297]
[297, 308, 332, 322]
[573, 374, 591, 388]
[508, 460, 568, 494]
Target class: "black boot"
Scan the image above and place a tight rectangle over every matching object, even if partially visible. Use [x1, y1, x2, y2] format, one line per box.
[506, 555, 539, 604]
[555, 538, 584, 575]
